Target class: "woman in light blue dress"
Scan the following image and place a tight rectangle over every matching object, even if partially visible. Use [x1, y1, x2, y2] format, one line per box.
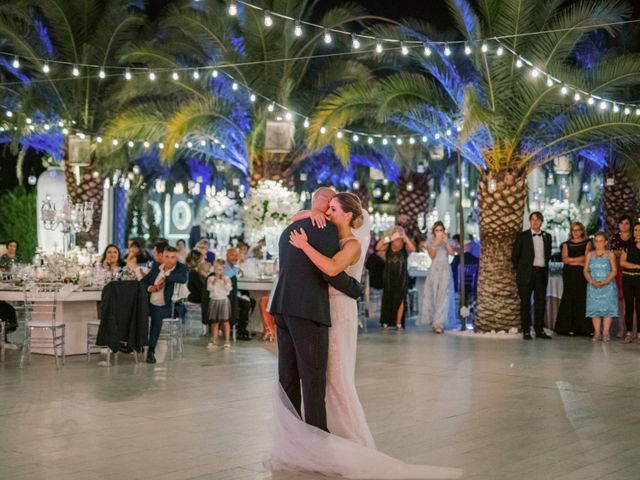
[419, 221, 456, 333]
[584, 232, 618, 342]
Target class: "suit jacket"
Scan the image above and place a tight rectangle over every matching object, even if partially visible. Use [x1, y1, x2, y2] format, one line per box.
[511, 229, 552, 285]
[97, 281, 149, 353]
[141, 262, 189, 307]
[269, 218, 364, 326]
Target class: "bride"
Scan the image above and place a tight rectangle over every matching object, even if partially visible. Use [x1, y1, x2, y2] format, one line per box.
[267, 192, 462, 479]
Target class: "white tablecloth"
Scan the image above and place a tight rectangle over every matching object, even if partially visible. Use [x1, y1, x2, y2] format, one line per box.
[237, 277, 276, 333]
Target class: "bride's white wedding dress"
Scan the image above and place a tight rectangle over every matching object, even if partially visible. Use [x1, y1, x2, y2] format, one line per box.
[268, 212, 462, 479]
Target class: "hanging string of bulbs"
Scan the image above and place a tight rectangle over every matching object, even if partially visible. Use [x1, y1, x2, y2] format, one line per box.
[1, 1, 639, 149]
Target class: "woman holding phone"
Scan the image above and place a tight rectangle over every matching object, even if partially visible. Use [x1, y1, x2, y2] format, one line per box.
[419, 221, 456, 333]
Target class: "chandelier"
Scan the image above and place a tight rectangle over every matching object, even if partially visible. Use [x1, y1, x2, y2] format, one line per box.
[41, 194, 94, 255]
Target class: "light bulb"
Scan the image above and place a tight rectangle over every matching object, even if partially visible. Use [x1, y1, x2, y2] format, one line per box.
[250, 93, 256, 102]
[187, 141, 193, 148]
[422, 135, 427, 142]
[396, 138, 403, 145]
[446, 129, 452, 136]
[624, 107, 631, 115]
[62, 128, 69, 135]
[481, 43, 488, 53]
[409, 137, 416, 144]
[351, 33, 361, 49]
[352, 134, 359, 142]
[320, 126, 327, 134]
[200, 140, 206, 146]
[263, 10, 273, 27]
[228, 1, 237, 16]
[599, 101, 607, 110]
[464, 43, 471, 55]
[546, 77, 553, 87]
[43, 62, 50, 73]
[531, 68, 539, 78]
[148, 71, 156, 81]
[376, 41, 383, 54]
[294, 20, 303, 37]
[587, 96, 595, 106]
[435, 132, 441, 139]
[401, 42, 409, 56]
[12, 56, 19, 69]
[112, 138, 118, 146]
[337, 131, 343, 139]
[211, 69, 218, 78]
[192, 70, 200, 79]
[323, 29, 332, 44]
[613, 103, 620, 113]
[124, 68, 132, 80]
[143, 141, 150, 148]
[516, 58, 523, 68]
[444, 43, 451, 56]
[172, 71, 179, 80]
[303, 118, 309, 128]
[284, 111, 292, 121]
[96, 136, 102, 143]
[98, 69, 106, 79]
[574, 92, 581, 102]
[174, 142, 180, 149]
[5, 110, 12, 118]
[496, 46, 504, 56]
[232, 82, 238, 91]
[635, 108, 640, 116]
[561, 85, 568, 95]
[424, 44, 431, 56]
[72, 65, 80, 76]
[368, 137, 374, 144]
[382, 138, 388, 145]
[267, 102, 275, 112]
[127, 140, 134, 147]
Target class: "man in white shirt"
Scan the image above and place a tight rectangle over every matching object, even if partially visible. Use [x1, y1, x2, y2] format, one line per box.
[142, 246, 188, 363]
[511, 212, 552, 340]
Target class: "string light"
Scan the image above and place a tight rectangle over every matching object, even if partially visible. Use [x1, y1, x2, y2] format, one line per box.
[481, 43, 488, 53]
[124, 68, 132, 80]
[352, 134, 359, 142]
[336, 130, 343, 139]
[11, 56, 19, 69]
[444, 43, 451, 56]
[263, 10, 273, 27]
[98, 69, 106, 79]
[303, 118, 310, 128]
[376, 41, 383, 54]
[127, 140, 134, 147]
[464, 43, 471, 55]
[496, 46, 504, 56]
[294, 20, 303, 37]
[211, 69, 218, 78]
[574, 92, 581, 102]
[546, 76, 554, 87]
[424, 44, 431, 56]
[560, 85, 568, 95]
[192, 70, 200, 80]
[323, 28, 332, 44]
[249, 93, 256, 102]
[516, 58, 523, 68]
[320, 126, 327, 134]
[42, 62, 50, 74]
[148, 71, 156, 81]
[172, 71, 179, 80]
[267, 102, 275, 112]
[228, 1, 237, 16]
[351, 33, 361, 49]
[531, 68, 539, 78]
[401, 42, 409, 56]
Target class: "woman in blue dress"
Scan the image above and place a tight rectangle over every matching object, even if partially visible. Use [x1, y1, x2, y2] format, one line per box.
[584, 232, 618, 342]
[419, 221, 456, 333]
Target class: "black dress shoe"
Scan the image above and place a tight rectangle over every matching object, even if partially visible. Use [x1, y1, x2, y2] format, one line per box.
[523, 333, 533, 340]
[146, 349, 156, 363]
[536, 331, 552, 340]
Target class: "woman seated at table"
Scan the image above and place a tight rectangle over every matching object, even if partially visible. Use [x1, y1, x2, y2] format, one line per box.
[125, 240, 149, 280]
[100, 244, 125, 272]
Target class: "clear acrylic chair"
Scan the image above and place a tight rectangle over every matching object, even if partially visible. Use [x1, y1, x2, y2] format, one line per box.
[85, 321, 102, 362]
[160, 301, 184, 360]
[0, 321, 5, 362]
[21, 282, 65, 369]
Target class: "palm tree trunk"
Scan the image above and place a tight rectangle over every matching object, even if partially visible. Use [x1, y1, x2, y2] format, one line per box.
[63, 160, 103, 247]
[603, 167, 640, 238]
[475, 169, 527, 332]
[396, 170, 430, 242]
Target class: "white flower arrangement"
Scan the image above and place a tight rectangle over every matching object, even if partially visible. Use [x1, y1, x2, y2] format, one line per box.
[243, 180, 301, 240]
[201, 190, 243, 237]
[542, 199, 582, 229]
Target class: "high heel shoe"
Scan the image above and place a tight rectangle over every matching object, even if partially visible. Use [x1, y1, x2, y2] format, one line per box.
[262, 332, 275, 342]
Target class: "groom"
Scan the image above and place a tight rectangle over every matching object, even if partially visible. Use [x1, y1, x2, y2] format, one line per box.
[269, 187, 363, 432]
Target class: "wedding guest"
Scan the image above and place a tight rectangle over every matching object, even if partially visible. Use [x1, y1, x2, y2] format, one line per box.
[150, 239, 169, 267]
[584, 233, 618, 342]
[224, 247, 240, 335]
[196, 239, 215, 263]
[100, 244, 125, 270]
[0, 300, 18, 347]
[0, 240, 22, 271]
[186, 250, 210, 327]
[176, 239, 188, 263]
[377, 225, 416, 329]
[451, 240, 479, 294]
[610, 215, 633, 338]
[142, 246, 188, 363]
[206, 259, 233, 349]
[620, 222, 640, 344]
[125, 240, 149, 279]
[512, 211, 552, 340]
[228, 246, 254, 341]
[419, 221, 456, 333]
[364, 236, 385, 290]
[555, 222, 592, 336]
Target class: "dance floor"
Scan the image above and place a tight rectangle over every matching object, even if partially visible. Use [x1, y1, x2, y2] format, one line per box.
[2, 327, 640, 480]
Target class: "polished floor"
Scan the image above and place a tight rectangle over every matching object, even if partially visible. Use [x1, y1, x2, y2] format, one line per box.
[2, 325, 640, 480]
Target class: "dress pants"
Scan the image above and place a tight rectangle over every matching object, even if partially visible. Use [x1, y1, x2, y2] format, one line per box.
[275, 314, 329, 432]
[622, 274, 640, 331]
[149, 304, 172, 349]
[518, 267, 548, 334]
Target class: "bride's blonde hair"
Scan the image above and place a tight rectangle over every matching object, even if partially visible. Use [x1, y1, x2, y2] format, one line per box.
[335, 192, 363, 227]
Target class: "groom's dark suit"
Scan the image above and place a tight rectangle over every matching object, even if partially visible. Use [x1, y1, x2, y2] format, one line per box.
[512, 228, 552, 335]
[270, 218, 363, 431]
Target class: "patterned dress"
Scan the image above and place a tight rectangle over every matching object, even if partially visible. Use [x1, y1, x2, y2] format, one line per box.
[586, 253, 619, 318]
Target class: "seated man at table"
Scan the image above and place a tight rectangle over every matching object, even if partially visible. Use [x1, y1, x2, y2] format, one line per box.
[150, 239, 169, 267]
[142, 246, 188, 363]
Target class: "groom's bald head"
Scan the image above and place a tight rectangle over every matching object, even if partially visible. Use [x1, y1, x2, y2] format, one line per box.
[311, 187, 336, 211]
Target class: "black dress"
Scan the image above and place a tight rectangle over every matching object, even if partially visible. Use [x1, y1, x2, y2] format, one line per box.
[555, 240, 593, 336]
[379, 247, 408, 328]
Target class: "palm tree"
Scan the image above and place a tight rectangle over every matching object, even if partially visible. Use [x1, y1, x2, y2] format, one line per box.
[0, 0, 146, 245]
[305, 0, 640, 331]
[98, 0, 382, 186]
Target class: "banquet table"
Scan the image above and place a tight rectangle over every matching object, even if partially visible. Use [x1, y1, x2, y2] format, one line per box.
[0, 286, 102, 355]
[237, 277, 276, 333]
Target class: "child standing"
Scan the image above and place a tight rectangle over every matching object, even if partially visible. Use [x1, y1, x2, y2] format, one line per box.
[206, 259, 232, 349]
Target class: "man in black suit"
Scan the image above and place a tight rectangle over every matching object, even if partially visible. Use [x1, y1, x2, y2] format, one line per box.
[511, 211, 553, 340]
[269, 187, 363, 432]
[142, 246, 189, 363]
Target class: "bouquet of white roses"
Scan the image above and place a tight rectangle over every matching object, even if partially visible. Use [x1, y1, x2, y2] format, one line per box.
[243, 180, 301, 241]
[542, 199, 582, 229]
